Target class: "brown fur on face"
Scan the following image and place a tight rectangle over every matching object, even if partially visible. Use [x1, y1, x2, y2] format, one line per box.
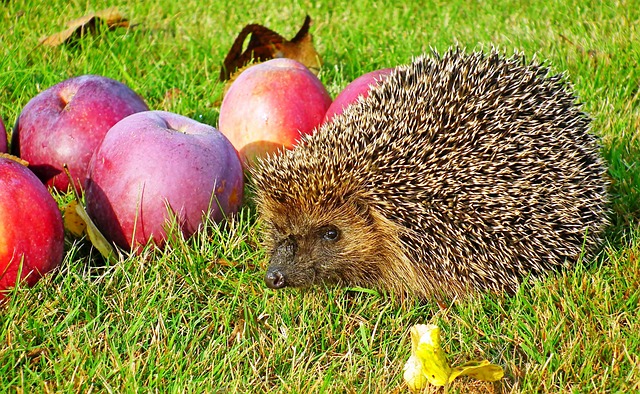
[258, 192, 421, 293]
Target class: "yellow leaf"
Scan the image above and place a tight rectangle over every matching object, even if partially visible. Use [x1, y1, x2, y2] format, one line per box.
[411, 324, 452, 387]
[63, 200, 87, 236]
[403, 324, 504, 390]
[74, 201, 116, 262]
[62, 164, 116, 262]
[450, 360, 504, 383]
[403, 354, 429, 391]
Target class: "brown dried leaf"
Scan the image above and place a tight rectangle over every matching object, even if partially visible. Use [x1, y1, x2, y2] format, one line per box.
[219, 15, 322, 81]
[39, 7, 131, 47]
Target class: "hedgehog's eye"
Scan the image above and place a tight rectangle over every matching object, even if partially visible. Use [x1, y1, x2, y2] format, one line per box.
[320, 225, 340, 241]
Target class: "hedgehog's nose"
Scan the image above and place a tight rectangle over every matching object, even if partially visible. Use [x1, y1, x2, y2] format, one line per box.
[265, 269, 286, 289]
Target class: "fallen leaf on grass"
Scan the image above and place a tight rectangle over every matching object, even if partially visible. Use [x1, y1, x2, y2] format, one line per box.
[62, 200, 86, 237]
[62, 165, 116, 262]
[403, 324, 503, 391]
[40, 7, 131, 47]
[219, 15, 322, 81]
[449, 360, 505, 382]
[64, 199, 116, 262]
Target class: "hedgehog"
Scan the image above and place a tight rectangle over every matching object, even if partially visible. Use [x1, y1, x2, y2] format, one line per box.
[251, 48, 610, 299]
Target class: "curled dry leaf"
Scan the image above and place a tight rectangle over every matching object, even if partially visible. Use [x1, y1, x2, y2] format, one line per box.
[219, 15, 322, 81]
[40, 7, 131, 47]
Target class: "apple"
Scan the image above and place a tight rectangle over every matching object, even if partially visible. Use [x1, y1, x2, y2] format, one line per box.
[323, 68, 395, 123]
[218, 58, 332, 164]
[0, 117, 6, 153]
[0, 155, 64, 300]
[85, 110, 244, 251]
[12, 75, 149, 191]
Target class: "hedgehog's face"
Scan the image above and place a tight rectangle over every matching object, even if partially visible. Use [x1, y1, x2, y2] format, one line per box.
[264, 223, 345, 289]
[262, 198, 388, 290]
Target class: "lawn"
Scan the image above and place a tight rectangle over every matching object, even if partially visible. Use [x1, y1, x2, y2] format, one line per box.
[1, 0, 639, 392]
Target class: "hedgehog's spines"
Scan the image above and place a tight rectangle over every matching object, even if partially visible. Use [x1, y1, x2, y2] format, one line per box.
[253, 47, 610, 299]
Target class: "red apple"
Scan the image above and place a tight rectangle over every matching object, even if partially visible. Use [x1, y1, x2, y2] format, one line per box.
[12, 75, 149, 191]
[85, 111, 244, 251]
[218, 58, 332, 164]
[0, 117, 6, 153]
[0, 155, 64, 300]
[323, 68, 395, 123]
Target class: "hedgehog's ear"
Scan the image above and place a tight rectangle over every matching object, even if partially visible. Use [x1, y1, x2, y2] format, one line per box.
[349, 195, 375, 225]
[354, 199, 368, 216]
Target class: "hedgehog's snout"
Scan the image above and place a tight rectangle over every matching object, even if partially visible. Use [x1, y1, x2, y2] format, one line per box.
[265, 269, 286, 289]
[265, 235, 298, 289]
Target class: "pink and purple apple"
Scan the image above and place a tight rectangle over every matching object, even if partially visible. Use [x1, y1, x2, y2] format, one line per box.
[12, 75, 149, 191]
[0, 155, 64, 301]
[218, 58, 332, 164]
[85, 110, 244, 251]
[323, 68, 395, 123]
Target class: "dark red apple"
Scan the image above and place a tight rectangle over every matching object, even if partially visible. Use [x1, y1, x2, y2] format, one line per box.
[218, 58, 332, 164]
[85, 110, 244, 251]
[323, 68, 395, 123]
[0, 117, 6, 153]
[12, 75, 149, 191]
[0, 155, 64, 300]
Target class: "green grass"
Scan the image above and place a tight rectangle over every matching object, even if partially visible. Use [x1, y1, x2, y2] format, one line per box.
[1, 0, 639, 392]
